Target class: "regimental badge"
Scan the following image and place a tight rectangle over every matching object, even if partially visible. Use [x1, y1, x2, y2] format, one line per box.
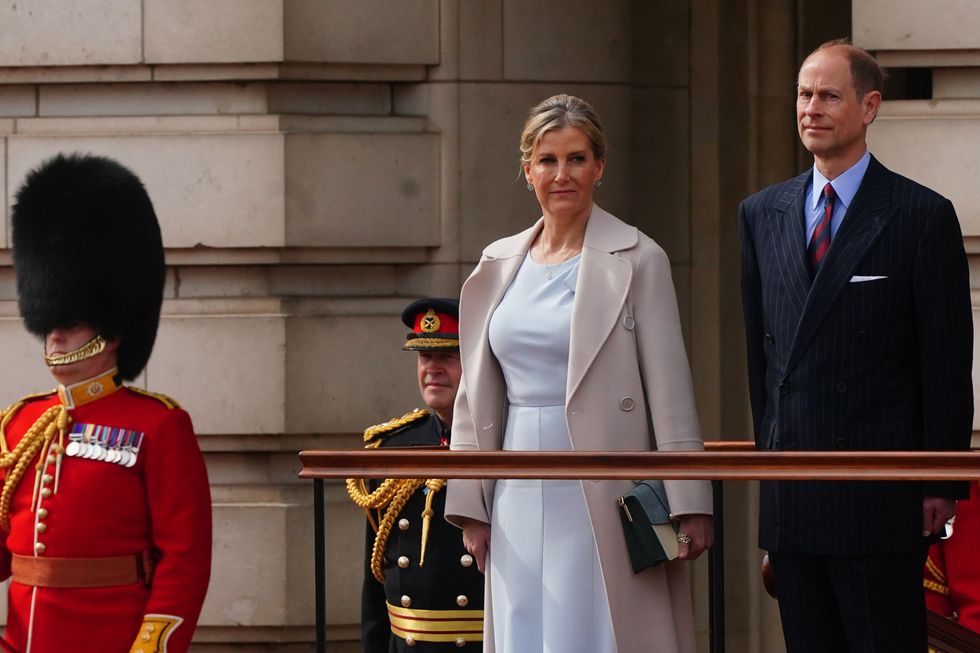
[421, 308, 441, 333]
[65, 423, 144, 467]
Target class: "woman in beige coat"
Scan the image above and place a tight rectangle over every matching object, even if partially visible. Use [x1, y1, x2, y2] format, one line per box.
[445, 94, 713, 653]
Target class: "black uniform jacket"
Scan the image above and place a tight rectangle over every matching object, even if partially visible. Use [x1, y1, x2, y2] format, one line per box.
[739, 156, 974, 555]
[360, 411, 484, 653]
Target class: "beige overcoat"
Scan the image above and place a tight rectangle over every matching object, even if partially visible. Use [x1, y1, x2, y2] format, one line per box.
[445, 205, 713, 653]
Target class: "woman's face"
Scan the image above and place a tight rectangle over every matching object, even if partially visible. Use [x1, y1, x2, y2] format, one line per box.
[524, 126, 604, 219]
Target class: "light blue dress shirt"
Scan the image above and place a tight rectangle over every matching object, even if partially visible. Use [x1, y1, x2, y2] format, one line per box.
[805, 149, 871, 245]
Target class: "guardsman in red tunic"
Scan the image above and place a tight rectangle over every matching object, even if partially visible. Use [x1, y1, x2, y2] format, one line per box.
[347, 299, 484, 652]
[925, 480, 980, 633]
[0, 153, 212, 653]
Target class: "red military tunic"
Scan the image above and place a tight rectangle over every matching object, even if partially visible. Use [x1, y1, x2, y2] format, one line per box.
[925, 481, 980, 632]
[0, 372, 212, 653]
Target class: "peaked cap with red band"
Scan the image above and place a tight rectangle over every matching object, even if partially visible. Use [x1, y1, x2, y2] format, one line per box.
[401, 298, 459, 351]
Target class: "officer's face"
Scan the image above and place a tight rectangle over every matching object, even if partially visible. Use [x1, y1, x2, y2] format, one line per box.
[45, 322, 119, 386]
[417, 350, 462, 426]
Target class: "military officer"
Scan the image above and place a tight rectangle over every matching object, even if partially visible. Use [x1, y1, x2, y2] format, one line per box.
[0, 153, 212, 653]
[347, 298, 484, 652]
[924, 481, 980, 633]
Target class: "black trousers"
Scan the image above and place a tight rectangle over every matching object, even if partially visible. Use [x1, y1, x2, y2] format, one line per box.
[770, 550, 929, 653]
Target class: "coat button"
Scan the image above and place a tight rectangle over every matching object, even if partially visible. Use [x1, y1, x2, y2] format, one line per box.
[34, 542, 45, 555]
[460, 554, 474, 567]
[835, 438, 846, 449]
[456, 595, 469, 607]
[401, 595, 411, 607]
[40, 488, 52, 499]
[779, 383, 789, 395]
[398, 518, 410, 531]
[36, 522, 46, 533]
[455, 638, 467, 647]
[835, 382, 848, 394]
[764, 333, 775, 344]
[397, 556, 410, 569]
[405, 636, 416, 647]
[858, 330, 871, 341]
[620, 397, 635, 411]
[623, 315, 635, 330]
[37, 509, 47, 519]
[41, 474, 53, 485]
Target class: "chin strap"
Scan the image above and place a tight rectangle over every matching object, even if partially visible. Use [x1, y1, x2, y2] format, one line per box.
[44, 334, 107, 367]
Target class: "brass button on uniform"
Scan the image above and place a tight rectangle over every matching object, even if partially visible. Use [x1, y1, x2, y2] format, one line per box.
[460, 554, 474, 567]
[398, 518, 410, 531]
[620, 397, 634, 411]
[145, 625, 155, 633]
[405, 636, 416, 647]
[34, 542, 45, 555]
[397, 556, 410, 569]
[456, 595, 469, 607]
[36, 523, 46, 533]
[41, 474, 53, 485]
[455, 638, 467, 647]
[46, 455, 56, 465]
[37, 509, 47, 519]
[401, 595, 412, 607]
[40, 488, 52, 499]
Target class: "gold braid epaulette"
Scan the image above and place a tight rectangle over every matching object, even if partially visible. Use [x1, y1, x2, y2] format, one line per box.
[347, 408, 446, 583]
[128, 386, 181, 410]
[0, 393, 69, 531]
[362, 408, 430, 445]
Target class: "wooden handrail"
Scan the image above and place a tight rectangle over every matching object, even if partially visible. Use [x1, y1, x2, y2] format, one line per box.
[298, 446, 980, 481]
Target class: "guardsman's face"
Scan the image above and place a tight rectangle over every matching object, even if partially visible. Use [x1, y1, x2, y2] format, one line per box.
[417, 350, 462, 426]
[45, 322, 119, 386]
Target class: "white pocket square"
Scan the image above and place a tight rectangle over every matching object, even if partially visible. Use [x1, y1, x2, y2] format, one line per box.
[849, 275, 887, 283]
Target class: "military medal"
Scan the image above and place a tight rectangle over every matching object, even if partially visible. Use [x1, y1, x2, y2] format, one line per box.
[65, 423, 84, 458]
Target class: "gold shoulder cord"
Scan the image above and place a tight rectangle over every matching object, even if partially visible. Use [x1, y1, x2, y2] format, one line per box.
[0, 400, 70, 531]
[346, 409, 446, 582]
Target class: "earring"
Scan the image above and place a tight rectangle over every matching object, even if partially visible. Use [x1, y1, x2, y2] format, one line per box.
[594, 179, 602, 189]
[526, 182, 533, 191]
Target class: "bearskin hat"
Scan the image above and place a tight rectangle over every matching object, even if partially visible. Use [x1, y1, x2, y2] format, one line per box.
[11, 153, 165, 380]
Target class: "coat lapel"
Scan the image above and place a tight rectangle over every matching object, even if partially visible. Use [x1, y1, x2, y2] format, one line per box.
[771, 171, 812, 323]
[784, 157, 896, 373]
[566, 207, 635, 402]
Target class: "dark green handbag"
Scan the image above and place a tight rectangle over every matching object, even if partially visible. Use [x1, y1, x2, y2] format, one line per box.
[617, 480, 679, 574]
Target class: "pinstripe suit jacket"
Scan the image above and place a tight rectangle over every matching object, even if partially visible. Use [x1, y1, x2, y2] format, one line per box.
[739, 155, 973, 555]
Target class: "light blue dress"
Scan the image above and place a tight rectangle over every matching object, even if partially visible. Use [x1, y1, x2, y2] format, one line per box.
[487, 251, 617, 653]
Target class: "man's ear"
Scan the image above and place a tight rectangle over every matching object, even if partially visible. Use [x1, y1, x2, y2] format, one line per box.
[863, 90, 882, 127]
[104, 337, 122, 353]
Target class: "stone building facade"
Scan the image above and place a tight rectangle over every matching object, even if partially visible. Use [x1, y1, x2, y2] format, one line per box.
[0, 1, 974, 651]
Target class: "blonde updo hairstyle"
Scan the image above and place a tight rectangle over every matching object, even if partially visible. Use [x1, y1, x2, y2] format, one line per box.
[519, 94, 607, 170]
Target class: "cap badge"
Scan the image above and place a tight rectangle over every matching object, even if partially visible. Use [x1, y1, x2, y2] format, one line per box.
[421, 308, 441, 333]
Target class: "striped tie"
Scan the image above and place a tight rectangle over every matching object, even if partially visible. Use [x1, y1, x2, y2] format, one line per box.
[808, 182, 835, 275]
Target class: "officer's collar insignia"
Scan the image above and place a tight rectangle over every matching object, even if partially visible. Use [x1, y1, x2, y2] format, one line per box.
[57, 368, 122, 409]
[421, 308, 440, 333]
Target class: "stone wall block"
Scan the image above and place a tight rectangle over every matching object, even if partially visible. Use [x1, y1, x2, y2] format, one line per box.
[284, 133, 440, 247]
[457, 83, 631, 261]
[267, 83, 392, 116]
[0, 318, 58, 401]
[502, 0, 631, 82]
[0, 1, 141, 66]
[285, 315, 420, 434]
[39, 83, 269, 117]
[632, 0, 690, 87]
[7, 133, 286, 248]
[854, 0, 980, 51]
[149, 314, 286, 435]
[284, 0, 439, 65]
[144, 0, 284, 64]
[0, 86, 36, 118]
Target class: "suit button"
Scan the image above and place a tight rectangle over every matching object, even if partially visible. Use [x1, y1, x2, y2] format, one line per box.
[779, 383, 789, 395]
[456, 638, 467, 647]
[405, 636, 416, 647]
[835, 438, 846, 449]
[456, 595, 469, 607]
[460, 554, 474, 567]
[835, 382, 847, 394]
[34, 542, 45, 555]
[398, 518, 410, 531]
[858, 330, 871, 341]
[401, 595, 412, 607]
[620, 397, 635, 411]
[764, 333, 775, 344]
[397, 556, 410, 569]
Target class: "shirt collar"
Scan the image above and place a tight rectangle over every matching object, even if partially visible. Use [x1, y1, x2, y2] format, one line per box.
[57, 368, 122, 409]
[810, 149, 871, 211]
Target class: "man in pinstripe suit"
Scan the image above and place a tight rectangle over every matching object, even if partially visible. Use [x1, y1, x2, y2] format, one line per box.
[740, 40, 973, 652]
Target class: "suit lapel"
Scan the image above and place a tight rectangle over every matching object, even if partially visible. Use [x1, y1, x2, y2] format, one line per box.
[566, 208, 634, 402]
[770, 172, 812, 323]
[784, 157, 896, 373]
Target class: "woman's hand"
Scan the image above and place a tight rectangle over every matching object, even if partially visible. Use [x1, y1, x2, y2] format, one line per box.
[458, 517, 491, 574]
[676, 514, 713, 561]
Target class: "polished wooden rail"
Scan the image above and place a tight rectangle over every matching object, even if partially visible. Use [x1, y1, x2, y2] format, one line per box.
[299, 444, 980, 481]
